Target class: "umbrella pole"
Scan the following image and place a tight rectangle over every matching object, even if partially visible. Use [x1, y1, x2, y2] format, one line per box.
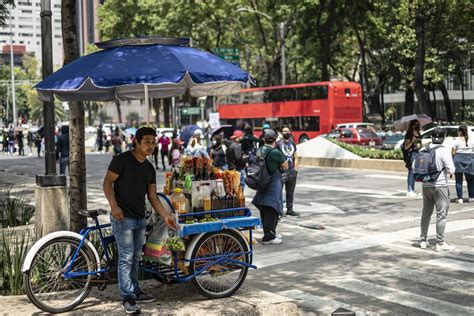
[144, 84, 150, 126]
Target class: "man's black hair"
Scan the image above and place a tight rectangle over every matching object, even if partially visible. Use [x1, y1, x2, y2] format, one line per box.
[135, 127, 157, 143]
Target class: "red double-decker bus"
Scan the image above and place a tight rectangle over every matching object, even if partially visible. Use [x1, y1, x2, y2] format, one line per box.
[217, 81, 362, 143]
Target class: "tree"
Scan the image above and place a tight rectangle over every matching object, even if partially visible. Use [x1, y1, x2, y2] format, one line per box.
[0, 0, 14, 28]
[61, 0, 87, 232]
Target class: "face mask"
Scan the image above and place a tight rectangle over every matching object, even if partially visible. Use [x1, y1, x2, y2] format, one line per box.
[283, 133, 291, 139]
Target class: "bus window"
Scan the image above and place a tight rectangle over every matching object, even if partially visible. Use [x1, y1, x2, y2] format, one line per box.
[302, 116, 320, 131]
[281, 88, 297, 102]
[278, 117, 299, 130]
[264, 89, 281, 102]
[297, 86, 328, 100]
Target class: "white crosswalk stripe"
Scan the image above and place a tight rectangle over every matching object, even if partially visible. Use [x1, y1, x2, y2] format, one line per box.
[425, 258, 474, 273]
[278, 289, 376, 316]
[321, 277, 474, 315]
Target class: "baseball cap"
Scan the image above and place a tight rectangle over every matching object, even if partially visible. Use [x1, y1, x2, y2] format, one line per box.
[230, 130, 244, 139]
[431, 127, 446, 144]
[264, 129, 277, 140]
[135, 127, 157, 140]
[262, 123, 271, 129]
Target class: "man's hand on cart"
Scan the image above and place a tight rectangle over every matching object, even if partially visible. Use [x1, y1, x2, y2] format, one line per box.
[164, 214, 177, 230]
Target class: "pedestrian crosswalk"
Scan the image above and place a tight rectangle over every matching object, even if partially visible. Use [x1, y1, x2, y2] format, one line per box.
[276, 257, 474, 315]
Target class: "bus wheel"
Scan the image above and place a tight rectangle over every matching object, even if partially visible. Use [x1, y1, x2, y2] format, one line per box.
[299, 134, 310, 143]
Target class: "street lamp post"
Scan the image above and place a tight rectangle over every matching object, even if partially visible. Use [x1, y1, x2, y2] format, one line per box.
[9, 8, 17, 126]
[236, 7, 286, 86]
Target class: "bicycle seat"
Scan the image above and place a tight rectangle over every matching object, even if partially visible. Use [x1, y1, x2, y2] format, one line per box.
[78, 209, 108, 218]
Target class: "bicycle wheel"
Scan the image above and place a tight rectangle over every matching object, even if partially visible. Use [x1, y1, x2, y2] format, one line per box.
[189, 229, 249, 298]
[23, 237, 96, 314]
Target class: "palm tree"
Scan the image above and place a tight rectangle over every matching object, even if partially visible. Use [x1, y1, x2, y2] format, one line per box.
[61, 0, 87, 232]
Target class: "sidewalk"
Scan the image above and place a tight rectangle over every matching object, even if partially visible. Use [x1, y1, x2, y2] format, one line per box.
[0, 280, 298, 315]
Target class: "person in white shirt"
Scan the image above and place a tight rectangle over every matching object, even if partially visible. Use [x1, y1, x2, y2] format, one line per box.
[451, 125, 474, 203]
[416, 128, 456, 252]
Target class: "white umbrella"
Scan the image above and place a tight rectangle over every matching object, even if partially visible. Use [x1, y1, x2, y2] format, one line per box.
[393, 114, 432, 132]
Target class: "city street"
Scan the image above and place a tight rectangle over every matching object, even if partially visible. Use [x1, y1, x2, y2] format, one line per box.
[1, 154, 473, 315]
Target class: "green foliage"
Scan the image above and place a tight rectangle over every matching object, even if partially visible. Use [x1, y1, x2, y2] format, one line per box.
[329, 139, 403, 160]
[0, 0, 14, 28]
[0, 228, 32, 295]
[0, 186, 35, 228]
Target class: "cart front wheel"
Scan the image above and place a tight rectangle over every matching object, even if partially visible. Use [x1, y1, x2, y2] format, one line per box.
[23, 237, 95, 314]
[189, 229, 249, 299]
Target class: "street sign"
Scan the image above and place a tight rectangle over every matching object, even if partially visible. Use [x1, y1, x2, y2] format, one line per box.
[181, 107, 201, 116]
[213, 47, 240, 63]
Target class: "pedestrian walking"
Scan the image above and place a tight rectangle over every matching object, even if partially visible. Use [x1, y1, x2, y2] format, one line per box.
[103, 127, 176, 314]
[158, 133, 171, 170]
[277, 125, 299, 216]
[34, 130, 42, 157]
[241, 124, 259, 164]
[1, 129, 8, 154]
[211, 134, 227, 170]
[169, 138, 183, 167]
[252, 129, 288, 244]
[226, 130, 247, 190]
[97, 125, 104, 154]
[7, 128, 15, 154]
[56, 125, 70, 175]
[112, 129, 123, 156]
[452, 125, 474, 203]
[416, 128, 456, 252]
[17, 130, 25, 156]
[27, 130, 34, 155]
[403, 120, 422, 197]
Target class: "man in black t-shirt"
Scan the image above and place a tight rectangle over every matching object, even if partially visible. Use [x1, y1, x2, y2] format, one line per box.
[103, 127, 176, 314]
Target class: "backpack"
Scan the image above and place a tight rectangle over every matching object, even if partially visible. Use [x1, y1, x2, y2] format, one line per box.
[245, 148, 276, 191]
[413, 145, 443, 182]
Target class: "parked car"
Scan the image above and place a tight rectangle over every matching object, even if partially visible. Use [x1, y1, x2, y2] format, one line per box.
[381, 131, 406, 149]
[336, 122, 376, 132]
[336, 128, 383, 146]
[395, 125, 474, 149]
[85, 126, 97, 134]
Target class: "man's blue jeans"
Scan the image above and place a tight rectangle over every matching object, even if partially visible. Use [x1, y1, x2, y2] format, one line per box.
[111, 216, 146, 301]
[407, 168, 415, 192]
[59, 157, 69, 175]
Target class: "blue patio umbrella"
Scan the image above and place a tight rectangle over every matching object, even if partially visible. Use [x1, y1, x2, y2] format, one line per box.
[34, 37, 252, 123]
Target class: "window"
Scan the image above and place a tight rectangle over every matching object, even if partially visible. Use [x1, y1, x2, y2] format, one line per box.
[54, 4, 61, 9]
[278, 117, 299, 131]
[302, 117, 320, 131]
[358, 129, 378, 138]
[54, 34, 62, 38]
[19, 25, 33, 29]
[340, 129, 353, 138]
[19, 33, 34, 37]
[446, 128, 458, 137]
[18, 1, 32, 6]
[21, 9, 33, 13]
[297, 85, 328, 100]
[19, 17, 33, 21]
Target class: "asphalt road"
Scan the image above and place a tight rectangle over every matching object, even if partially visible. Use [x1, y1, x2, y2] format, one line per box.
[1, 153, 473, 315]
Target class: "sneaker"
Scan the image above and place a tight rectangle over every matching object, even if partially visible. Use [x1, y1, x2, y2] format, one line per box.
[287, 210, 300, 216]
[406, 191, 417, 197]
[420, 241, 429, 249]
[454, 198, 463, 204]
[136, 291, 157, 303]
[436, 242, 455, 252]
[262, 237, 282, 245]
[469, 198, 474, 203]
[122, 299, 141, 314]
[275, 234, 282, 239]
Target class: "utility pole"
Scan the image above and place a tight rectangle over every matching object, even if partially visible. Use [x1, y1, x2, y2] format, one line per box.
[35, 0, 68, 237]
[280, 22, 286, 86]
[9, 9, 17, 126]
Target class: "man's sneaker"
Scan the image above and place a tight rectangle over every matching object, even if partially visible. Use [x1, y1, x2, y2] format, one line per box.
[406, 191, 417, 197]
[420, 241, 429, 249]
[469, 198, 474, 203]
[262, 237, 282, 245]
[122, 299, 141, 314]
[436, 242, 455, 252]
[455, 198, 463, 204]
[136, 291, 157, 303]
[287, 210, 300, 216]
[275, 233, 282, 239]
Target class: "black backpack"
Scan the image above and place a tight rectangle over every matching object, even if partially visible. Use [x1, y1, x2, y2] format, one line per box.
[245, 148, 276, 190]
[413, 145, 443, 182]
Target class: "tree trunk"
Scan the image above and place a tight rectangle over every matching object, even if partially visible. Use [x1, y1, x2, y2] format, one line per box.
[405, 86, 415, 115]
[153, 98, 160, 127]
[115, 99, 122, 123]
[414, 12, 428, 115]
[316, 0, 337, 81]
[438, 81, 453, 122]
[163, 98, 171, 127]
[459, 71, 465, 120]
[62, 0, 86, 232]
[86, 102, 92, 126]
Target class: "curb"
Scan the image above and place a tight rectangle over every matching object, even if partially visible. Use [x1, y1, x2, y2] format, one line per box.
[0, 280, 299, 315]
[298, 157, 406, 172]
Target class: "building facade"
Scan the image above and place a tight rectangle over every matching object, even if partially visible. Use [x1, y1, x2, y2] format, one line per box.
[0, 0, 64, 66]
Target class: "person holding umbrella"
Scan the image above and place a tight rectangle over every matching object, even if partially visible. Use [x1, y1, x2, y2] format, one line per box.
[395, 114, 432, 197]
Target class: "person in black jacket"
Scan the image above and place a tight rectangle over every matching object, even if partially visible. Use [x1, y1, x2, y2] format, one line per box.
[56, 125, 69, 175]
[226, 130, 247, 189]
[211, 134, 227, 170]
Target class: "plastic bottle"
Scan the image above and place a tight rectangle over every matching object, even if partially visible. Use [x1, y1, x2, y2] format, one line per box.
[203, 186, 212, 212]
[170, 188, 187, 215]
[238, 187, 245, 208]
